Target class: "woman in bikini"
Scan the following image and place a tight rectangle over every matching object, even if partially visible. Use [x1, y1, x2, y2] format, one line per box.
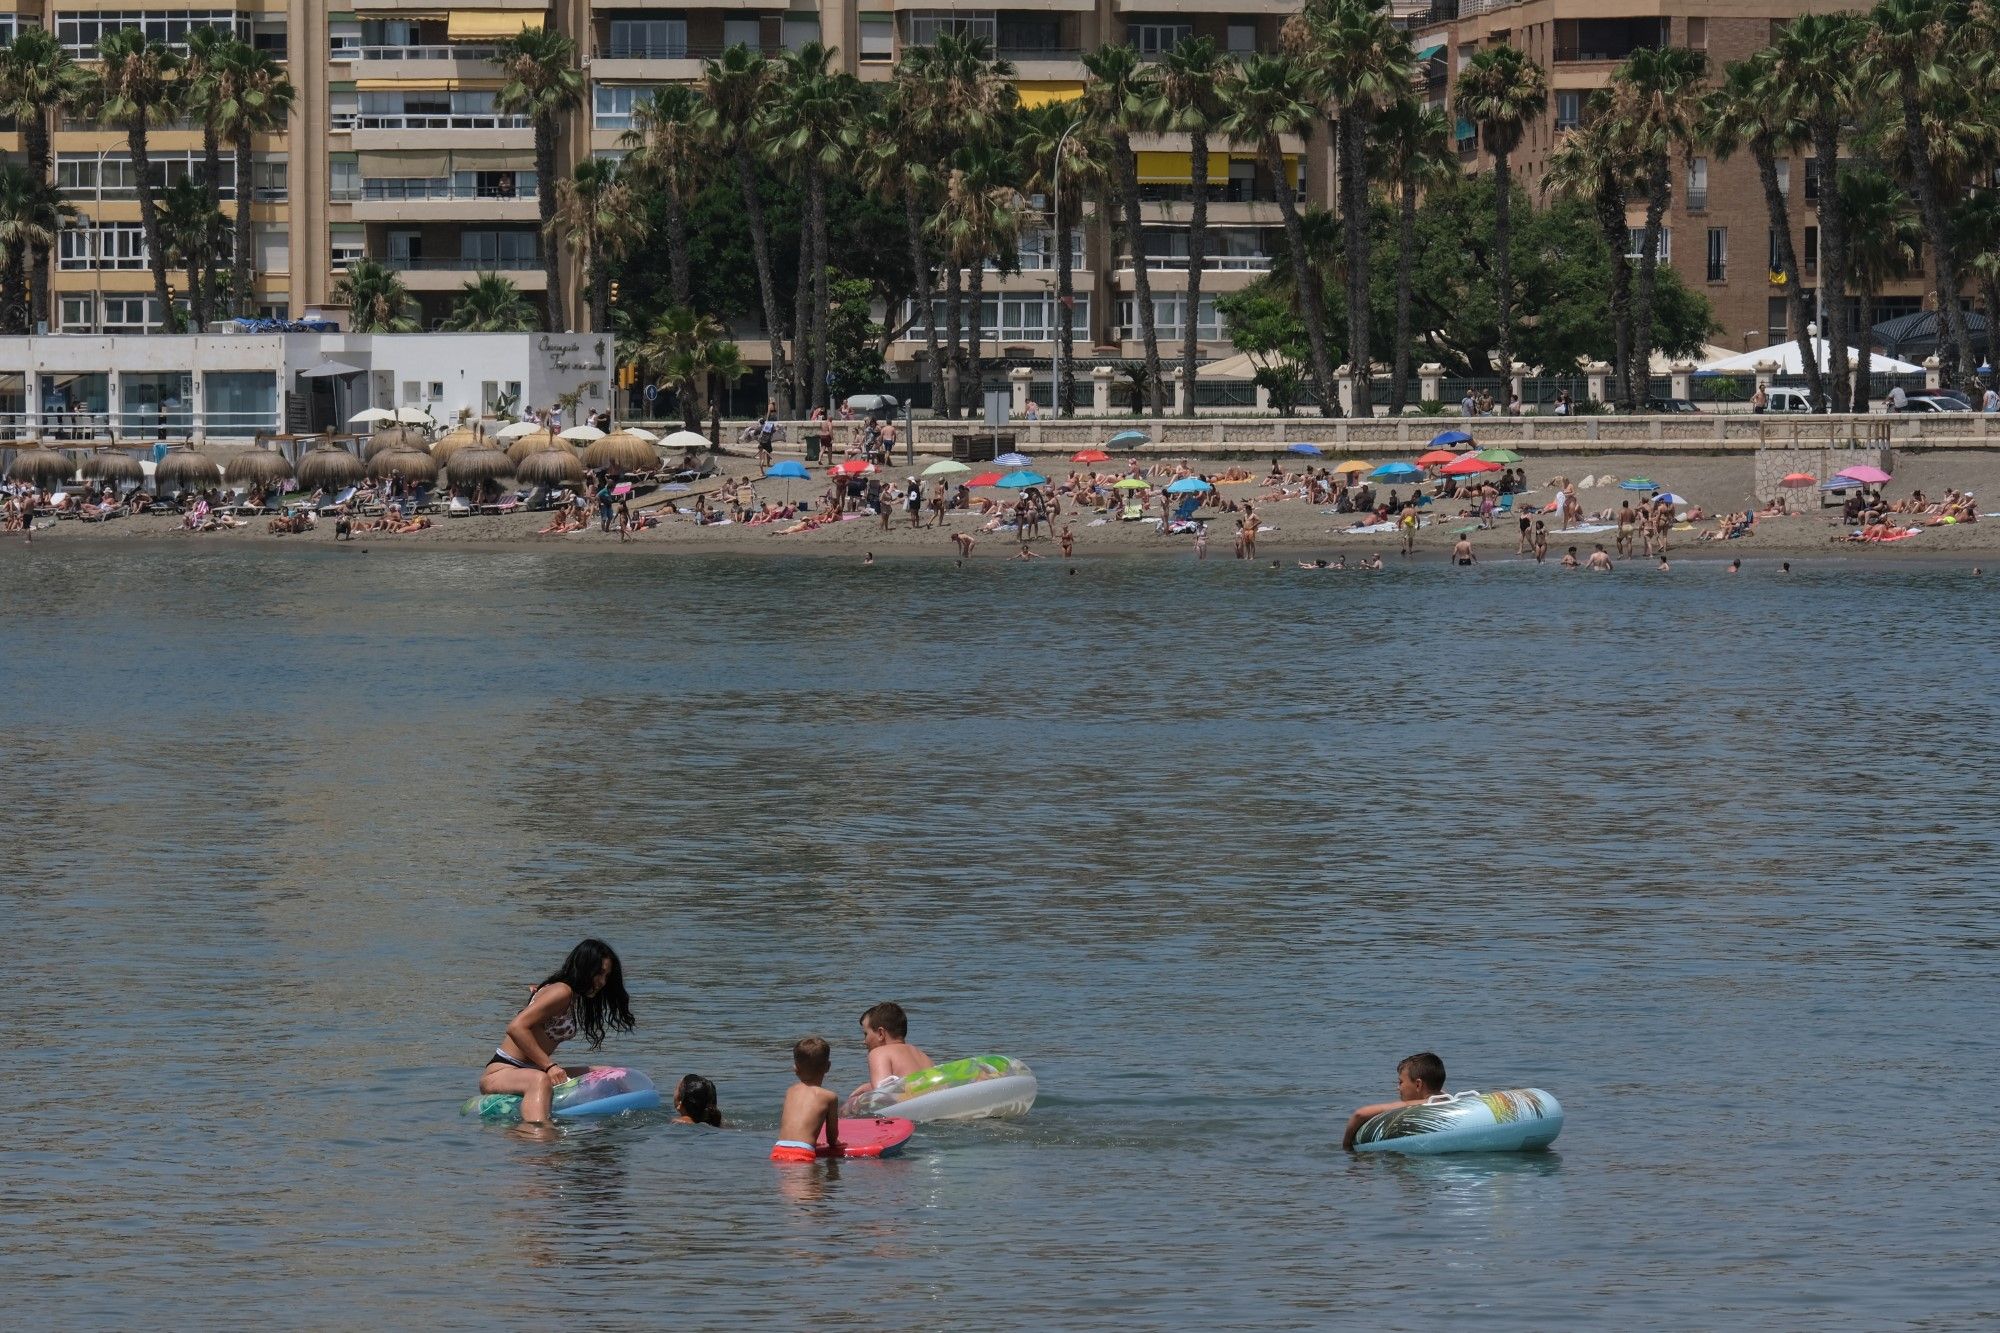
[480, 939, 635, 1124]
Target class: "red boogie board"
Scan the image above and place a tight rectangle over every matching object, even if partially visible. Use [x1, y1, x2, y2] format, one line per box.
[817, 1117, 914, 1159]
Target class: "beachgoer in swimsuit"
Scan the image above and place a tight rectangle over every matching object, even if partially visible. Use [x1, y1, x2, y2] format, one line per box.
[774, 1037, 840, 1164]
[1451, 535, 1475, 566]
[479, 939, 634, 1125]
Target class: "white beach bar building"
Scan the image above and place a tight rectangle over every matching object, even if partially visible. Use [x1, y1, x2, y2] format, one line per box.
[0, 332, 615, 444]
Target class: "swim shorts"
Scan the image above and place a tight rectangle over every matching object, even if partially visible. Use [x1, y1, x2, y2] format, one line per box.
[770, 1140, 819, 1164]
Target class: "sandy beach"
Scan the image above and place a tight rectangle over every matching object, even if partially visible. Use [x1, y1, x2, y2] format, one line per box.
[16, 446, 2000, 563]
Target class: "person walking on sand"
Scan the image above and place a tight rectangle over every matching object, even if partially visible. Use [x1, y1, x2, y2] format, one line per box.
[1401, 504, 1420, 556]
[1059, 524, 1074, 558]
[595, 477, 614, 533]
[1194, 523, 1209, 559]
[615, 498, 631, 542]
[905, 476, 923, 529]
[1532, 519, 1549, 564]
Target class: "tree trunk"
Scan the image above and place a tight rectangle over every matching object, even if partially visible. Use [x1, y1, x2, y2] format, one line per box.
[1268, 140, 1337, 417]
[791, 201, 811, 411]
[1342, 110, 1371, 418]
[735, 141, 789, 415]
[1180, 126, 1207, 418]
[128, 124, 175, 332]
[1852, 286, 1873, 414]
[1596, 177, 1633, 405]
[1628, 158, 1670, 411]
[967, 258, 985, 417]
[589, 234, 609, 334]
[810, 166, 829, 415]
[1899, 93, 1977, 392]
[233, 135, 256, 319]
[1116, 132, 1164, 417]
[5, 244, 27, 334]
[943, 263, 964, 417]
[25, 116, 51, 331]
[1492, 151, 1516, 389]
[1813, 121, 1850, 412]
[536, 115, 565, 332]
[1390, 180, 1416, 413]
[1752, 139, 1823, 410]
[1056, 197, 1077, 417]
[184, 247, 205, 336]
[903, 189, 946, 419]
[199, 116, 222, 327]
[665, 178, 691, 307]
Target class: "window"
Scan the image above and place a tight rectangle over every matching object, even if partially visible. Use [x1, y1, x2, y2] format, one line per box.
[860, 14, 893, 61]
[1804, 225, 1818, 276]
[1706, 227, 1727, 282]
[403, 380, 421, 405]
[903, 292, 1089, 343]
[331, 154, 360, 201]
[461, 230, 539, 265]
[1554, 90, 1581, 131]
[722, 19, 760, 50]
[594, 85, 663, 132]
[1117, 293, 1224, 342]
[1774, 159, 1790, 198]
[101, 297, 162, 333]
[253, 156, 289, 203]
[255, 224, 290, 276]
[607, 19, 685, 59]
[1769, 228, 1783, 272]
[60, 295, 95, 332]
[1804, 158, 1819, 202]
[331, 224, 365, 270]
[783, 17, 819, 51]
[1015, 228, 1086, 272]
[205, 372, 277, 432]
[55, 151, 235, 201]
[1227, 24, 1256, 56]
[1687, 17, 1707, 50]
[905, 12, 996, 46]
[1687, 157, 1707, 211]
[1626, 227, 1670, 262]
[57, 11, 246, 56]
[429, 381, 444, 400]
[1129, 23, 1192, 55]
[58, 222, 150, 270]
[1768, 297, 1790, 345]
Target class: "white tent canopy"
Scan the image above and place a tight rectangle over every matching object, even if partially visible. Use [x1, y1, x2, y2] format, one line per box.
[1698, 338, 1923, 375]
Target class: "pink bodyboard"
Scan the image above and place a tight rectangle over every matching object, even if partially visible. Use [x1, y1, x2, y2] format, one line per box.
[817, 1117, 914, 1159]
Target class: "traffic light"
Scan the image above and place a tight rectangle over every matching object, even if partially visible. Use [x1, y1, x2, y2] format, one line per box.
[609, 279, 620, 305]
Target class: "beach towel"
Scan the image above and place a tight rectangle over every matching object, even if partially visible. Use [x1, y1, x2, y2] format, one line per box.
[1343, 521, 1398, 534]
[1561, 523, 1616, 535]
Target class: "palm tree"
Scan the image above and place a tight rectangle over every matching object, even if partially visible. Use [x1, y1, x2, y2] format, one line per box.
[1610, 45, 1706, 410]
[937, 141, 1026, 420]
[1953, 189, 2000, 375]
[1453, 44, 1546, 388]
[1864, 0, 1980, 392]
[1837, 168, 1920, 413]
[1703, 55, 1821, 409]
[1372, 98, 1455, 412]
[637, 307, 750, 430]
[1153, 36, 1232, 417]
[1768, 13, 1863, 410]
[443, 272, 539, 332]
[335, 258, 419, 333]
[859, 84, 949, 418]
[0, 165, 74, 333]
[0, 30, 87, 332]
[554, 156, 633, 334]
[180, 27, 229, 326]
[1292, 0, 1415, 417]
[211, 42, 294, 319]
[1017, 100, 1106, 417]
[623, 86, 702, 307]
[494, 25, 583, 331]
[1084, 45, 1166, 418]
[157, 176, 220, 329]
[92, 28, 182, 330]
[702, 45, 790, 414]
[771, 42, 860, 415]
[1221, 54, 1338, 415]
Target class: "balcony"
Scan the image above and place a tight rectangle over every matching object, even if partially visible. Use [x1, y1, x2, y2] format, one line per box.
[350, 44, 501, 63]
[1553, 18, 1668, 64]
[353, 180, 539, 222]
[378, 256, 547, 291]
[336, 113, 533, 132]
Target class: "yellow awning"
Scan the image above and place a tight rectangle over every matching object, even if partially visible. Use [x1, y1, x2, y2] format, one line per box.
[447, 11, 545, 41]
[1137, 151, 1228, 184]
[1226, 151, 1301, 184]
[1016, 81, 1085, 110]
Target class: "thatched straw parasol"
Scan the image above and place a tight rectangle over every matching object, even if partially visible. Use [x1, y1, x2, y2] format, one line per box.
[154, 446, 222, 491]
[514, 447, 585, 488]
[430, 425, 485, 465]
[582, 431, 660, 473]
[505, 428, 565, 464]
[363, 424, 427, 460]
[367, 445, 439, 483]
[81, 449, 145, 484]
[296, 443, 364, 491]
[6, 444, 76, 486]
[224, 446, 294, 487]
[444, 443, 513, 490]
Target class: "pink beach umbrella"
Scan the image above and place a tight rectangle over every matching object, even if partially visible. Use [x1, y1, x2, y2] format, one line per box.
[1836, 465, 1891, 485]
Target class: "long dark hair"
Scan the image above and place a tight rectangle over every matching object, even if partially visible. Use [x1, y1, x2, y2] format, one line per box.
[542, 938, 634, 1049]
[676, 1074, 721, 1127]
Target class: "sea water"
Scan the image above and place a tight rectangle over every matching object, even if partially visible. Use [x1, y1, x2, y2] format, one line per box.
[4, 547, 1996, 1326]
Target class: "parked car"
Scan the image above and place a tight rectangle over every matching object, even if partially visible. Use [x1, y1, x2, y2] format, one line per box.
[1644, 397, 1703, 413]
[1761, 386, 1820, 413]
[1899, 392, 1972, 412]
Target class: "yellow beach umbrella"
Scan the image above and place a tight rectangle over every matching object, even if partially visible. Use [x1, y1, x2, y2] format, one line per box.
[1334, 459, 1371, 474]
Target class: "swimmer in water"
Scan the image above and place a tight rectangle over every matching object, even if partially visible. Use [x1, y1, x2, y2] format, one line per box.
[480, 939, 635, 1124]
[863, 552, 875, 566]
[1657, 556, 1670, 571]
[1781, 561, 1791, 574]
[850, 1001, 933, 1098]
[1729, 558, 1740, 574]
[674, 1074, 723, 1126]
[1342, 1052, 1447, 1151]
[1451, 534, 1475, 566]
[1560, 546, 1580, 568]
[1586, 544, 1613, 571]
[772, 1037, 840, 1164]
[1365, 553, 1383, 571]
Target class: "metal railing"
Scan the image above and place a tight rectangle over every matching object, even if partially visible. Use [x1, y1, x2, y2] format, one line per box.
[1136, 183, 1300, 205]
[380, 256, 542, 271]
[1125, 253, 1274, 271]
[335, 113, 532, 131]
[360, 180, 538, 202]
[346, 44, 501, 62]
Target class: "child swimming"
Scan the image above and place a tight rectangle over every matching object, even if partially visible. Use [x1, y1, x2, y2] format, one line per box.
[1340, 1052, 1447, 1151]
[479, 939, 635, 1124]
[674, 1074, 723, 1127]
[851, 1001, 933, 1099]
[772, 1037, 841, 1164]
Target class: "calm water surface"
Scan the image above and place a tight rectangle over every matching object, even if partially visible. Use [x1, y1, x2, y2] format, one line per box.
[4, 547, 1997, 1327]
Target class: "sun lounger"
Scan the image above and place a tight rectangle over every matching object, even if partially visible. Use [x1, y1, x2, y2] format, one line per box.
[446, 496, 475, 517]
[477, 491, 525, 515]
[1170, 495, 1201, 523]
[1120, 500, 1145, 521]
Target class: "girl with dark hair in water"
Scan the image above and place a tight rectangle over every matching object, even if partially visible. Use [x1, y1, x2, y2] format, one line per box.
[674, 1075, 724, 1127]
[479, 939, 636, 1123]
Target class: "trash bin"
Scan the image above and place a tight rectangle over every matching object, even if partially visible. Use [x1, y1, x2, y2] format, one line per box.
[951, 431, 1012, 463]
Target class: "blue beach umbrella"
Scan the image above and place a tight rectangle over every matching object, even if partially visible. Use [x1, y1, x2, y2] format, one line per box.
[764, 460, 810, 479]
[996, 469, 1048, 488]
[1286, 442, 1324, 456]
[1429, 429, 1473, 446]
[1653, 492, 1690, 505]
[1165, 477, 1213, 493]
[1107, 429, 1151, 448]
[994, 452, 1033, 467]
[1618, 477, 1658, 491]
[1371, 462, 1422, 481]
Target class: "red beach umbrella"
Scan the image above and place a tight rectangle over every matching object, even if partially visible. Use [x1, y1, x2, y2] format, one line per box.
[828, 459, 876, 477]
[967, 471, 1004, 487]
[1415, 449, 1459, 466]
[1441, 455, 1503, 477]
[1072, 449, 1110, 462]
[1779, 472, 1817, 488]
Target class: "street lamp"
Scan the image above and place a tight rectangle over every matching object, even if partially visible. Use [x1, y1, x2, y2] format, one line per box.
[1050, 114, 1085, 418]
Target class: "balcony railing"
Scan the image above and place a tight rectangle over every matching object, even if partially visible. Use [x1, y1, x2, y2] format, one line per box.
[1137, 183, 1299, 205]
[361, 180, 538, 202]
[344, 44, 501, 61]
[335, 113, 533, 131]
[380, 256, 542, 271]
[1126, 254, 1275, 271]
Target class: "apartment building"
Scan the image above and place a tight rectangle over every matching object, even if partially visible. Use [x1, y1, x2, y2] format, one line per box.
[1413, 0, 1935, 360]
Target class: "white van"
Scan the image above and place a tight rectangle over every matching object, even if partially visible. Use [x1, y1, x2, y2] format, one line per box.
[1762, 386, 1819, 413]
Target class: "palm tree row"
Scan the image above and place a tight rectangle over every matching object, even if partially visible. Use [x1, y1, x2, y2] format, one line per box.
[0, 24, 291, 333]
